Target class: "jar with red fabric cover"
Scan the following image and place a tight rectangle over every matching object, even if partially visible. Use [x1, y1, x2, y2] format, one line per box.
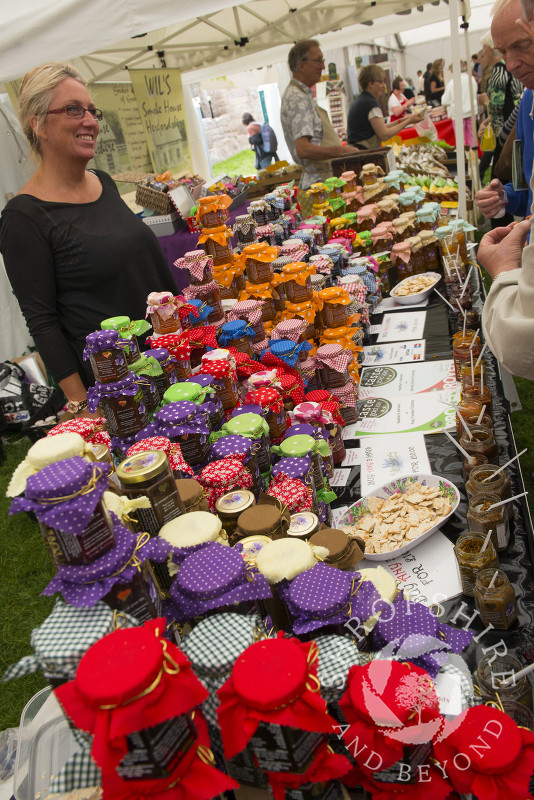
[199, 225, 234, 266]
[242, 242, 278, 284]
[174, 250, 214, 286]
[315, 344, 352, 389]
[200, 352, 240, 411]
[390, 241, 414, 281]
[245, 387, 288, 441]
[198, 457, 254, 513]
[210, 435, 262, 498]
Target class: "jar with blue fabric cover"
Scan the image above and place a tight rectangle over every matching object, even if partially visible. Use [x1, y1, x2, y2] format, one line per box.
[181, 298, 213, 330]
[265, 339, 311, 376]
[101, 315, 151, 366]
[186, 374, 225, 430]
[153, 401, 210, 469]
[218, 320, 255, 358]
[215, 413, 271, 475]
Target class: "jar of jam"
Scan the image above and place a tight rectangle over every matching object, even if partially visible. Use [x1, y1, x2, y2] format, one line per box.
[186, 374, 225, 430]
[146, 292, 180, 335]
[175, 478, 209, 514]
[234, 501, 290, 542]
[376, 197, 399, 222]
[220, 413, 271, 475]
[198, 224, 234, 266]
[213, 261, 240, 299]
[378, 262, 392, 293]
[116, 450, 185, 536]
[91, 373, 150, 439]
[459, 360, 485, 393]
[242, 283, 276, 323]
[196, 194, 231, 228]
[475, 653, 532, 709]
[271, 456, 318, 511]
[319, 288, 353, 329]
[466, 464, 511, 512]
[370, 226, 394, 256]
[453, 532, 499, 596]
[279, 262, 314, 304]
[452, 308, 480, 334]
[464, 411, 493, 434]
[245, 387, 288, 441]
[144, 347, 189, 396]
[449, 221, 469, 263]
[460, 424, 498, 466]
[419, 230, 440, 272]
[390, 241, 413, 280]
[153, 401, 210, 469]
[449, 283, 472, 310]
[416, 207, 438, 231]
[218, 320, 255, 358]
[316, 344, 352, 389]
[463, 382, 493, 416]
[473, 568, 518, 630]
[356, 205, 378, 232]
[360, 164, 382, 186]
[83, 330, 130, 384]
[175, 250, 214, 286]
[287, 511, 321, 540]
[405, 236, 425, 274]
[228, 300, 266, 344]
[200, 350, 240, 411]
[248, 199, 270, 226]
[100, 316, 148, 366]
[242, 242, 278, 284]
[453, 335, 481, 380]
[216, 490, 256, 542]
[341, 170, 357, 193]
[271, 318, 310, 362]
[467, 490, 510, 551]
[130, 354, 162, 412]
[210, 435, 262, 498]
[233, 214, 256, 245]
[275, 434, 326, 495]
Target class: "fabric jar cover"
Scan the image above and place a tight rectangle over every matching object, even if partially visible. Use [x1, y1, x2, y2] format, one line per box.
[271, 455, 313, 486]
[9, 457, 110, 535]
[216, 634, 343, 760]
[101, 315, 151, 339]
[182, 279, 221, 303]
[145, 333, 192, 362]
[154, 401, 210, 439]
[175, 326, 219, 351]
[284, 422, 328, 442]
[224, 349, 264, 379]
[267, 473, 313, 513]
[47, 418, 111, 449]
[42, 519, 171, 608]
[182, 612, 259, 727]
[272, 262, 315, 288]
[54, 618, 210, 770]
[390, 241, 413, 265]
[184, 298, 214, 324]
[233, 214, 257, 237]
[231, 404, 265, 420]
[218, 320, 255, 347]
[315, 343, 353, 374]
[234, 495, 291, 540]
[145, 291, 178, 319]
[173, 250, 214, 281]
[309, 255, 333, 275]
[126, 436, 194, 476]
[270, 318, 308, 343]
[267, 339, 310, 369]
[303, 390, 345, 427]
[199, 357, 237, 382]
[86, 372, 140, 414]
[244, 387, 284, 415]
[308, 529, 364, 570]
[210, 435, 255, 462]
[371, 594, 474, 679]
[329, 382, 358, 410]
[292, 401, 333, 426]
[198, 456, 254, 512]
[162, 381, 211, 406]
[227, 299, 264, 327]
[1, 598, 137, 684]
[83, 329, 130, 359]
[246, 368, 281, 391]
[169, 541, 272, 620]
[315, 633, 369, 703]
[285, 563, 369, 635]
[196, 193, 233, 220]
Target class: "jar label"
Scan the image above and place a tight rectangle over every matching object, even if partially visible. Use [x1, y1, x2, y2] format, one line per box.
[104, 391, 150, 438]
[90, 351, 128, 383]
[250, 723, 325, 773]
[118, 714, 197, 779]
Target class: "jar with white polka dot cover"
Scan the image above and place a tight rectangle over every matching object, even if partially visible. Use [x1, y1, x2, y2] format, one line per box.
[9, 456, 115, 567]
[116, 451, 185, 536]
[87, 372, 150, 439]
[153, 401, 210, 470]
[83, 330, 129, 384]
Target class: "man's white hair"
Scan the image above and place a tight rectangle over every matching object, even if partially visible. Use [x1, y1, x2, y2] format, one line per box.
[491, 0, 534, 17]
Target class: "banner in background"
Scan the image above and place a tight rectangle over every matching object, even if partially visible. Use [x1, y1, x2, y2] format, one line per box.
[89, 83, 153, 175]
[129, 68, 191, 174]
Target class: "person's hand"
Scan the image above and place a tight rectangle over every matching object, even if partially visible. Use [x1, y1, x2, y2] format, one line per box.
[477, 218, 531, 279]
[476, 178, 506, 219]
[477, 118, 489, 138]
[478, 92, 489, 106]
[343, 145, 360, 154]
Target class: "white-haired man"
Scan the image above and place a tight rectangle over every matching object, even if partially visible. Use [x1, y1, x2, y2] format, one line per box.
[478, 0, 534, 378]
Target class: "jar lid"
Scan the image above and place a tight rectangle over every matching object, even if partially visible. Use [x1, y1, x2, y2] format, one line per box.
[224, 412, 267, 439]
[269, 339, 299, 357]
[283, 423, 315, 439]
[237, 535, 272, 561]
[211, 435, 253, 460]
[155, 402, 201, 429]
[233, 637, 309, 709]
[282, 261, 309, 275]
[255, 537, 317, 583]
[288, 512, 319, 538]
[176, 478, 203, 507]
[85, 329, 122, 351]
[216, 490, 255, 517]
[163, 382, 201, 404]
[199, 457, 246, 488]
[309, 528, 353, 560]
[176, 543, 246, 599]
[182, 612, 256, 675]
[220, 320, 247, 337]
[26, 432, 86, 469]
[288, 562, 351, 617]
[159, 511, 222, 548]
[187, 374, 215, 390]
[116, 450, 168, 484]
[237, 504, 282, 537]
[143, 347, 170, 363]
[279, 434, 315, 458]
[271, 455, 312, 482]
[75, 625, 164, 705]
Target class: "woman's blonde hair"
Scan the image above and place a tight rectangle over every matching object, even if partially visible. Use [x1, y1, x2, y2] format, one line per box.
[431, 59, 444, 77]
[359, 64, 385, 91]
[18, 62, 87, 156]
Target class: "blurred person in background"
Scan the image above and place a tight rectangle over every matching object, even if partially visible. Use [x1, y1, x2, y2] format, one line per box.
[242, 112, 278, 169]
[388, 76, 416, 121]
[415, 69, 425, 94]
[423, 62, 433, 102]
[429, 59, 446, 105]
[441, 60, 479, 149]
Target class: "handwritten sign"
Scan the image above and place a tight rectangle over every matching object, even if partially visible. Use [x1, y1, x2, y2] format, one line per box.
[129, 68, 191, 174]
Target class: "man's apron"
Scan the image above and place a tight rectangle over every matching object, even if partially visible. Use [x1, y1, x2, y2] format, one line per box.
[290, 80, 342, 186]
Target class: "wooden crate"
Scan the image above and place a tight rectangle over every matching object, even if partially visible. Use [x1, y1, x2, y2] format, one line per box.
[331, 147, 395, 179]
[247, 169, 303, 199]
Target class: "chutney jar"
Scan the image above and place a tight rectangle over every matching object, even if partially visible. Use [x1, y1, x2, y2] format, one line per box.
[173, 249, 214, 286]
[183, 281, 225, 327]
[198, 225, 234, 266]
[213, 259, 243, 299]
[83, 329, 130, 385]
[143, 346, 180, 397]
[247, 199, 270, 226]
[318, 287, 355, 329]
[241, 242, 278, 284]
[239, 283, 277, 324]
[271, 318, 310, 362]
[200, 354, 240, 411]
[146, 291, 180, 335]
[216, 412, 271, 475]
[100, 315, 151, 366]
[87, 372, 150, 439]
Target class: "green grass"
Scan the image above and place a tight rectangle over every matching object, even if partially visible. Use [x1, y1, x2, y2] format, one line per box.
[212, 148, 256, 179]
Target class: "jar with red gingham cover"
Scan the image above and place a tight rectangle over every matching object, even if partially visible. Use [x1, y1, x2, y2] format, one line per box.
[315, 344, 353, 389]
[198, 457, 254, 513]
[228, 300, 266, 344]
[244, 387, 288, 442]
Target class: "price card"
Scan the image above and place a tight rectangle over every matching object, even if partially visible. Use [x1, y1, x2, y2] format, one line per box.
[341, 449, 362, 467]
[368, 324, 382, 334]
[330, 469, 351, 487]
[377, 311, 427, 342]
[362, 341, 426, 366]
[359, 433, 431, 495]
[342, 423, 358, 440]
[331, 505, 350, 527]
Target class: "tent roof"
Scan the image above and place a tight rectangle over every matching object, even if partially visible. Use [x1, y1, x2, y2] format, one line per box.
[0, 0, 447, 84]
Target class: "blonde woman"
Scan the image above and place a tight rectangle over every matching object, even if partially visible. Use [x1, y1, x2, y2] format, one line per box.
[429, 59, 445, 106]
[0, 63, 177, 415]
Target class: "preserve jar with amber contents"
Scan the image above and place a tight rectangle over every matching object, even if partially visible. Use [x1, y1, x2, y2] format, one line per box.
[316, 344, 352, 389]
[218, 320, 255, 358]
[173, 250, 214, 286]
[318, 287, 352, 329]
[92, 373, 150, 439]
[473, 568, 518, 630]
[196, 194, 232, 228]
[466, 465, 510, 512]
[242, 242, 277, 284]
[146, 292, 180, 336]
[279, 262, 314, 304]
[83, 330, 129, 385]
[475, 653, 532, 709]
[245, 387, 287, 441]
[459, 424, 498, 466]
[467, 491, 510, 552]
[198, 225, 234, 266]
[453, 532, 499, 596]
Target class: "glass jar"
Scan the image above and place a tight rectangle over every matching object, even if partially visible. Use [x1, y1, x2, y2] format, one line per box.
[455, 398, 483, 439]
[319, 288, 352, 329]
[154, 401, 210, 469]
[199, 225, 234, 266]
[246, 388, 288, 442]
[84, 330, 129, 384]
[233, 214, 257, 245]
[475, 653, 533, 709]
[175, 478, 209, 514]
[280, 263, 314, 303]
[96, 373, 150, 439]
[218, 320, 255, 358]
[466, 464, 511, 515]
[100, 316, 143, 366]
[146, 292, 180, 335]
[467, 490, 510, 551]
[464, 412, 493, 434]
[221, 413, 271, 475]
[200, 352, 240, 411]
[453, 532, 499, 597]
[242, 242, 276, 284]
[129, 355, 161, 413]
[216, 490, 256, 542]
[210, 435, 262, 498]
[474, 568, 518, 630]
[459, 424, 498, 466]
[116, 450, 186, 536]
[419, 231, 440, 272]
[248, 199, 269, 226]
[462, 454, 489, 482]
[180, 250, 215, 286]
[459, 361, 485, 393]
[453, 336, 481, 381]
[229, 300, 266, 343]
[390, 242, 413, 281]
[197, 195, 231, 228]
[287, 511, 321, 540]
[276, 434, 325, 495]
[463, 383, 493, 417]
[316, 344, 352, 389]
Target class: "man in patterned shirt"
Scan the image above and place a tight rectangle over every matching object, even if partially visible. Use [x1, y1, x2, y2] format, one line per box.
[280, 39, 360, 189]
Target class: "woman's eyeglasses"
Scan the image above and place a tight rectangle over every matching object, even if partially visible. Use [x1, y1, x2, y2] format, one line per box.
[46, 105, 103, 120]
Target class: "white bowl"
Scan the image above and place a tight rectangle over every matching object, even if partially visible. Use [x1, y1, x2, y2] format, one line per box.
[337, 473, 459, 561]
[390, 271, 441, 305]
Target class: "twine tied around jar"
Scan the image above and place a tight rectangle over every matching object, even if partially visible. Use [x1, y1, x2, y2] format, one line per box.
[33, 465, 104, 505]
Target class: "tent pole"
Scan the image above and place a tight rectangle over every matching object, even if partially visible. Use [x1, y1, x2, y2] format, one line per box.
[461, 5, 482, 197]
[449, 0, 467, 219]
